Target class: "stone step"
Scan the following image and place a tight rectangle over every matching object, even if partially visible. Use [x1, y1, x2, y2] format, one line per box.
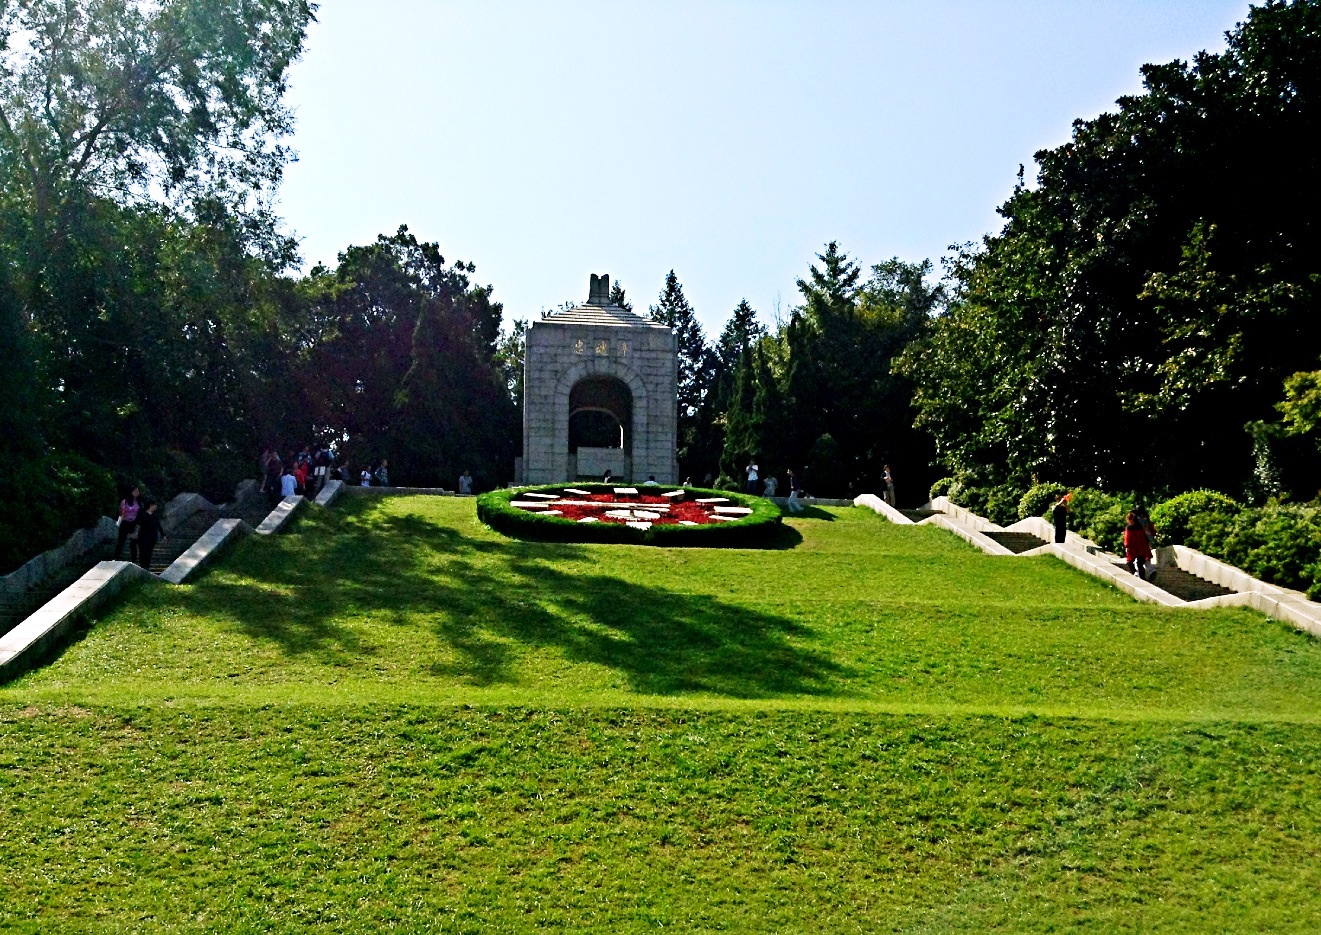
[1145, 564, 1235, 602]
[901, 508, 942, 522]
[984, 531, 1048, 554]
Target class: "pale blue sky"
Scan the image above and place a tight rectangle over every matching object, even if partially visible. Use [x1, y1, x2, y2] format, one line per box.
[277, 0, 1248, 335]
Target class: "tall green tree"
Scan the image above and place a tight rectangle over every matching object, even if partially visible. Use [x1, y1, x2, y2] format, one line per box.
[649, 269, 713, 475]
[0, 0, 314, 238]
[904, 0, 1321, 499]
[288, 226, 516, 487]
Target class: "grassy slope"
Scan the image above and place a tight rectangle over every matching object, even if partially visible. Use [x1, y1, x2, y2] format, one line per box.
[2, 498, 1320, 932]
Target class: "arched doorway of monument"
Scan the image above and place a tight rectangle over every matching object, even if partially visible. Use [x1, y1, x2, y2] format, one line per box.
[568, 375, 632, 479]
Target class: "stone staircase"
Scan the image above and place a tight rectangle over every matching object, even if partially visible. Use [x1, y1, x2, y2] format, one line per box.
[1143, 563, 1235, 603]
[1104, 560, 1233, 603]
[0, 489, 272, 639]
[0, 540, 116, 638]
[145, 510, 222, 575]
[984, 531, 1048, 554]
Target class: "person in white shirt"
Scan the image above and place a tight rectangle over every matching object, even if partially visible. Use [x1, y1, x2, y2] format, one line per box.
[280, 469, 297, 498]
[360, 468, 372, 487]
[643, 475, 659, 486]
[745, 462, 760, 494]
[458, 470, 473, 495]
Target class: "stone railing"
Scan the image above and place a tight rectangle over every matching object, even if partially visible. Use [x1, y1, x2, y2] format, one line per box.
[0, 516, 118, 606]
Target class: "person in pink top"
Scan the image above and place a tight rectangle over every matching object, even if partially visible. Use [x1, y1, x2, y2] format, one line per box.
[115, 485, 142, 562]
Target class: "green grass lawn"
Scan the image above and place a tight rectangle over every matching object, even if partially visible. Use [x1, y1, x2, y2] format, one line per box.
[3, 497, 1320, 931]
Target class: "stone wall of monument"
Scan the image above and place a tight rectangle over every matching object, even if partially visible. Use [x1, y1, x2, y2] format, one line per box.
[523, 315, 677, 484]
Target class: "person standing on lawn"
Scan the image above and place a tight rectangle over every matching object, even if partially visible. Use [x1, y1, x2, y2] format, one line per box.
[883, 465, 896, 506]
[458, 470, 473, 495]
[745, 461, 760, 494]
[135, 500, 166, 571]
[786, 469, 805, 513]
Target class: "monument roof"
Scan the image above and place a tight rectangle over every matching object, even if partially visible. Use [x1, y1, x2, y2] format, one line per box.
[537, 304, 670, 329]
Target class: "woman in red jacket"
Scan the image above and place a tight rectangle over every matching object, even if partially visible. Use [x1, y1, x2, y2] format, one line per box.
[1123, 511, 1153, 581]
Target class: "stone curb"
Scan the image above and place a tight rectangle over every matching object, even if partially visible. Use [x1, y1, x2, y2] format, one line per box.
[853, 494, 914, 524]
[256, 496, 306, 535]
[159, 519, 253, 585]
[342, 486, 456, 496]
[922, 514, 1017, 556]
[0, 561, 156, 683]
[0, 516, 118, 603]
[313, 479, 344, 507]
[767, 496, 854, 508]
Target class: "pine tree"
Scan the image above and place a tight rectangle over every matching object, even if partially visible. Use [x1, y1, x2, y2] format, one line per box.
[649, 270, 715, 476]
[715, 299, 765, 374]
[608, 280, 632, 312]
[648, 270, 710, 418]
[796, 241, 862, 328]
[721, 347, 760, 479]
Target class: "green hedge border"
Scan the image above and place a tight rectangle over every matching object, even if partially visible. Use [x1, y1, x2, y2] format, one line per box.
[476, 484, 782, 546]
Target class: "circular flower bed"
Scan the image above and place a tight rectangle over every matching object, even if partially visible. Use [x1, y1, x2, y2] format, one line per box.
[476, 484, 782, 546]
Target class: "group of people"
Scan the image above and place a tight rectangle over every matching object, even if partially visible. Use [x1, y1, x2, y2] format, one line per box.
[358, 459, 390, 488]
[261, 445, 335, 506]
[114, 486, 166, 570]
[1052, 493, 1160, 581]
[742, 462, 809, 512]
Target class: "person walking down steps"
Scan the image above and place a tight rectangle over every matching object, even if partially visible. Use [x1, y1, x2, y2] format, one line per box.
[114, 486, 142, 562]
[135, 500, 166, 571]
[1124, 511, 1154, 581]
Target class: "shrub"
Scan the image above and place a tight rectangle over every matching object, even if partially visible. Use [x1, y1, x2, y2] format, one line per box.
[1018, 482, 1068, 521]
[929, 476, 954, 500]
[1219, 502, 1321, 594]
[713, 474, 742, 493]
[983, 485, 1023, 527]
[947, 482, 1021, 526]
[477, 484, 782, 547]
[1065, 488, 1137, 554]
[1149, 490, 1243, 545]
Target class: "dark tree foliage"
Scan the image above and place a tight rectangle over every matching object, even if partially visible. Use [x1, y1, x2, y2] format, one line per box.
[0, 0, 315, 571]
[287, 226, 516, 488]
[684, 298, 767, 480]
[715, 299, 766, 375]
[710, 247, 939, 499]
[904, 0, 1321, 499]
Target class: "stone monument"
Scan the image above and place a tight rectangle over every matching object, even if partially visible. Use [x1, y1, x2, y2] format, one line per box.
[520, 274, 678, 484]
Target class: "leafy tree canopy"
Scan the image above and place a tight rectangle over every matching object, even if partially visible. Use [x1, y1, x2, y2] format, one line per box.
[904, 0, 1321, 498]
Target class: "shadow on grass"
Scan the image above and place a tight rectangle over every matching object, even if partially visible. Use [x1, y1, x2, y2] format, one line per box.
[164, 498, 846, 698]
[787, 506, 837, 522]
[159, 499, 845, 697]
